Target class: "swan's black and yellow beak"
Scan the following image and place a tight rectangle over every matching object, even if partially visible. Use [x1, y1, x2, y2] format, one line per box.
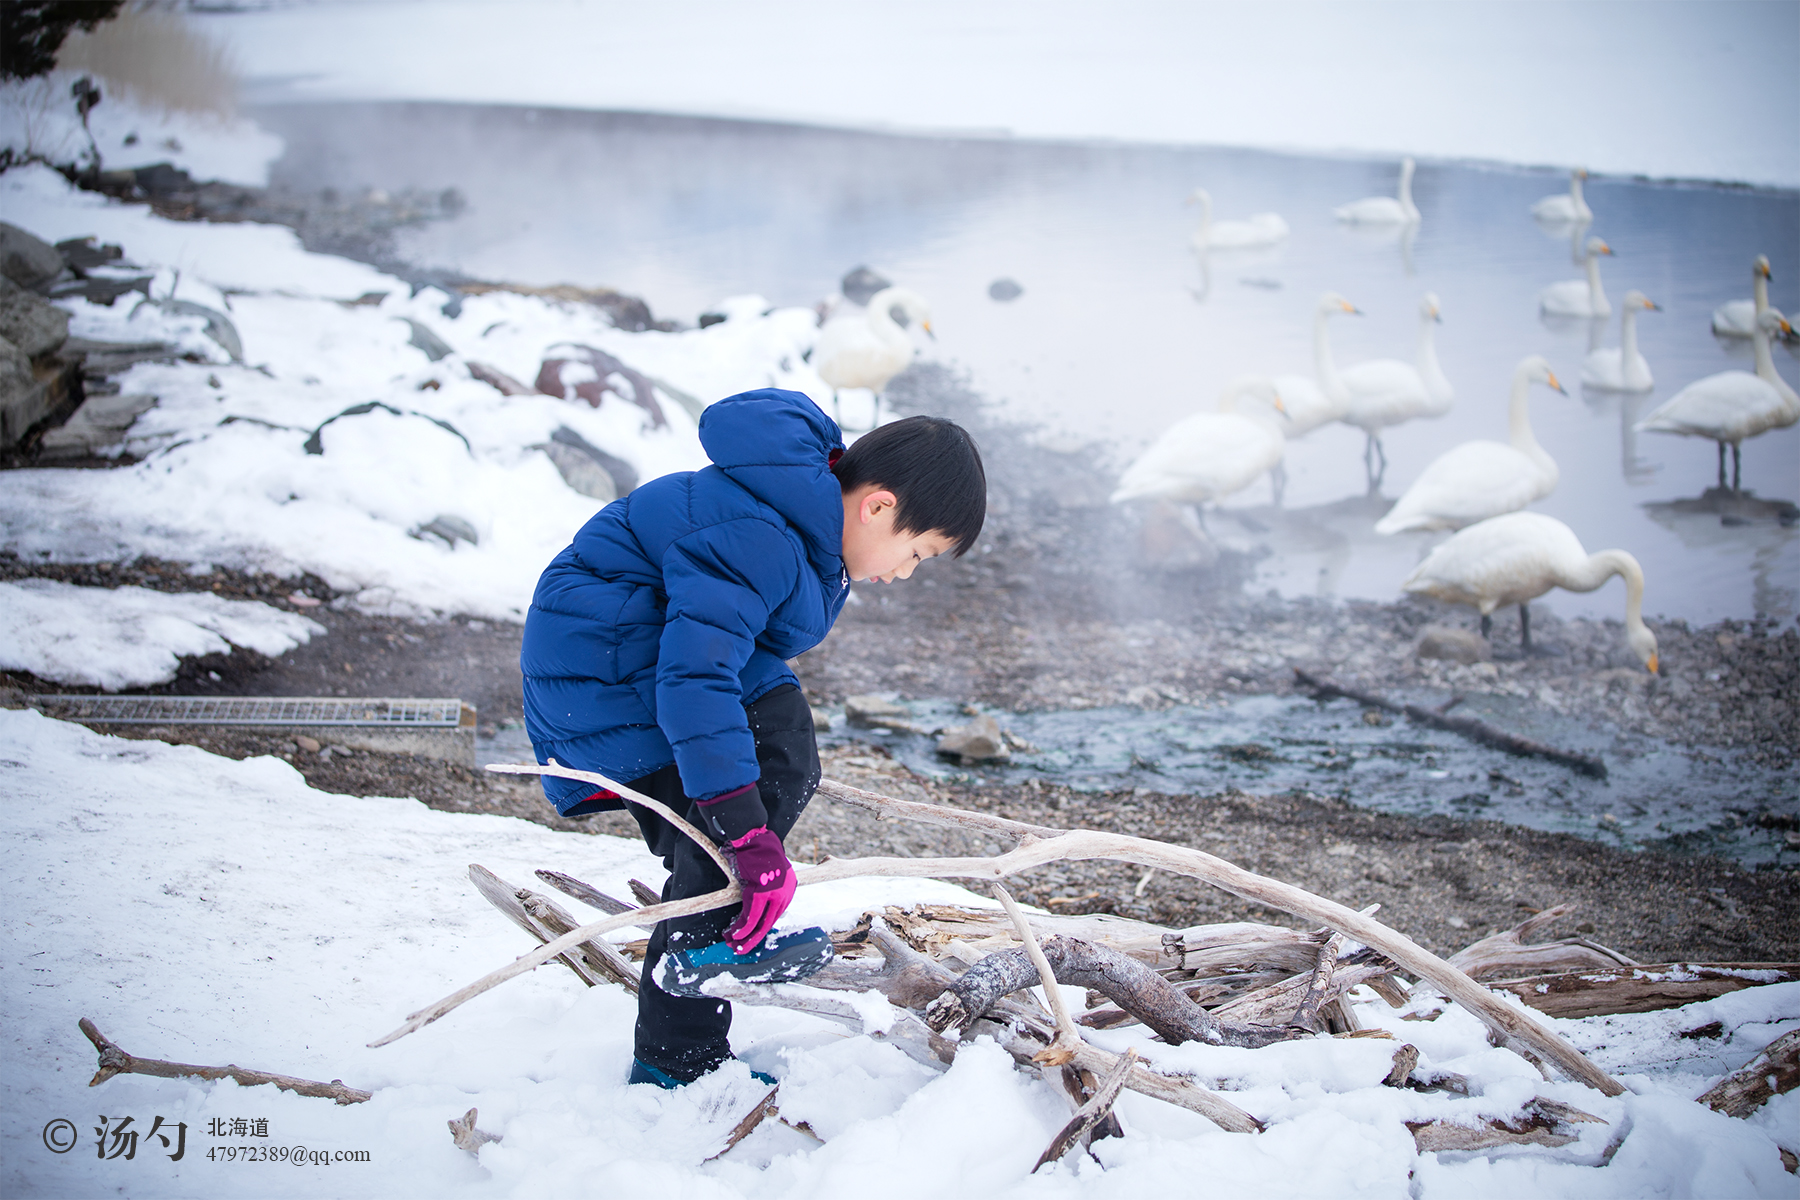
[1341, 301, 1362, 315]
[1595, 241, 1614, 256]
[1758, 260, 1773, 280]
[1644, 298, 1662, 311]
[923, 321, 936, 340]
[1546, 370, 1568, 395]
[1646, 653, 1659, 675]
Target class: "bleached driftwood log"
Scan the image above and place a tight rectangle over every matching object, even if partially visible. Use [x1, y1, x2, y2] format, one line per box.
[1407, 1095, 1606, 1153]
[990, 881, 1085, 1064]
[810, 776, 1623, 1094]
[703, 1088, 781, 1162]
[1697, 1029, 1800, 1118]
[535, 869, 648, 925]
[1034, 1048, 1137, 1172]
[1489, 963, 1800, 1019]
[448, 1108, 501, 1153]
[388, 764, 1622, 1098]
[1448, 905, 1638, 980]
[470, 865, 640, 992]
[80, 1018, 371, 1105]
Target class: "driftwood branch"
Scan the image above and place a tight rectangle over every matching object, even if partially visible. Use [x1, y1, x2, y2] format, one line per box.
[404, 768, 1622, 1099]
[991, 881, 1083, 1065]
[1034, 1048, 1137, 1172]
[1697, 1029, 1800, 1118]
[534, 869, 644, 923]
[79, 1018, 370, 1104]
[448, 1108, 501, 1154]
[469, 865, 640, 992]
[1289, 932, 1347, 1032]
[1449, 904, 1638, 980]
[1407, 1096, 1606, 1153]
[1292, 668, 1608, 778]
[704, 1087, 780, 1162]
[1489, 963, 1800, 1019]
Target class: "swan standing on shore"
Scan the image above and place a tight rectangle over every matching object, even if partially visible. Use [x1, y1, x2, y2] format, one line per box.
[1375, 356, 1565, 534]
[1539, 237, 1615, 318]
[1402, 512, 1659, 670]
[1334, 157, 1419, 224]
[1187, 188, 1289, 250]
[813, 285, 933, 429]
[1339, 294, 1455, 483]
[1636, 309, 1799, 491]
[1112, 376, 1287, 509]
[1711, 255, 1794, 341]
[1582, 291, 1660, 391]
[1532, 168, 1592, 223]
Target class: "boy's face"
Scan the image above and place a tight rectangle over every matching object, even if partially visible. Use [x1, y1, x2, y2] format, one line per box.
[841, 484, 955, 583]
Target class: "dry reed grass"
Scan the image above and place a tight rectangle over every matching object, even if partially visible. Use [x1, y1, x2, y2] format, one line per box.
[56, 1, 238, 116]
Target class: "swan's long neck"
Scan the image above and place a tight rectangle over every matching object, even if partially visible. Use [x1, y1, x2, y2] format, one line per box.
[1398, 161, 1417, 219]
[1415, 311, 1450, 405]
[1754, 268, 1770, 316]
[1751, 317, 1800, 410]
[1585, 251, 1609, 311]
[1507, 367, 1546, 463]
[1563, 549, 1646, 638]
[1314, 309, 1347, 402]
[865, 289, 913, 351]
[1620, 305, 1640, 363]
[1570, 173, 1586, 210]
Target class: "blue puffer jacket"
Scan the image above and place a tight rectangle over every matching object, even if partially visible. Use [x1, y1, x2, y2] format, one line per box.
[521, 388, 848, 817]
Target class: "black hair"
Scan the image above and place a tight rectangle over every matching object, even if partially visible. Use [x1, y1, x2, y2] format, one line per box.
[831, 415, 986, 557]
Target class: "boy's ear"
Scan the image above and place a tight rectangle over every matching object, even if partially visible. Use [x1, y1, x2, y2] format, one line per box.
[860, 488, 898, 524]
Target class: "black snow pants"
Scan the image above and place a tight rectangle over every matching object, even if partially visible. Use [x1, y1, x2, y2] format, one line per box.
[627, 683, 819, 1082]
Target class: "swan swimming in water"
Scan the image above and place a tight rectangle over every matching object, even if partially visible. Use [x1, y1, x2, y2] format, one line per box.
[1375, 356, 1565, 535]
[1531, 168, 1592, 224]
[1402, 511, 1659, 670]
[1711, 255, 1795, 342]
[1339, 293, 1455, 482]
[1187, 188, 1289, 250]
[1111, 376, 1287, 508]
[1636, 309, 1798, 491]
[1581, 291, 1659, 392]
[1539, 237, 1615, 318]
[1334, 157, 1419, 225]
[812, 285, 933, 428]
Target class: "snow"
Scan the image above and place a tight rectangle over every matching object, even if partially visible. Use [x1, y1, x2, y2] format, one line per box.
[0, 165, 840, 622]
[0, 579, 323, 690]
[0, 71, 285, 188]
[198, 0, 1799, 188]
[3, 708, 1797, 1198]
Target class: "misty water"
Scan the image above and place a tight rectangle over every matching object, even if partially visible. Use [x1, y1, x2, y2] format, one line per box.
[260, 102, 1799, 861]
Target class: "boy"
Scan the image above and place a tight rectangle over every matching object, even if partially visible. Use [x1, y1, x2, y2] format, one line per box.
[520, 387, 985, 1089]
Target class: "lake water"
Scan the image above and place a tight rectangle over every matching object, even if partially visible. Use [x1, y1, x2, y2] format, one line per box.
[251, 101, 1800, 628]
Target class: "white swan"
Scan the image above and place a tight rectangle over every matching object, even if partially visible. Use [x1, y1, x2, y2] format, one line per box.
[1333, 157, 1419, 225]
[1539, 237, 1614, 318]
[1339, 293, 1455, 480]
[1187, 188, 1289, 250]
[1711, 255, 1793, 340]
[1531, 168, 1592, 223]
[1112, 376, 1286, 506]
[1267, 292, 1363, 439]
[1402, 512, 1658, 669]
[1581, 291, 1659, 392]
[1375, 356, 1565, 534]
[1636, 309, 1799, 491]
[813, 285, 933, 428]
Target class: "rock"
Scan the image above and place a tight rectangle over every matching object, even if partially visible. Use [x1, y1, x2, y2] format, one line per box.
[36, 392, 157, 460]
[810, 705, 832, 732]
[987, 277, 1023, 302]
[398, 317, 453, 362]
[466, 361, 533, 396]
[540, 425, 637, 503]
[844, 694, 920, 733]
[936, 712, 1011, 764]
[134, 298, 243, 361]
[0, 223, 66, 291]
[697, 312, 726, 329]
[55, 237, 125, 275]
[1417, 625, 1491, 664]
[536, 343, 666, 428]
[0, 275, 70, 358]
[840, 266, 892, 307]
[294, 735, 321, 753]
[47, 275, 154, 305]
[413, 515, 479, 548]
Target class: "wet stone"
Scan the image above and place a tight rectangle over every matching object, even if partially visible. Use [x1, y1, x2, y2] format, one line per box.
[1417, 624, 1490, 664]
[0, 222, 66, 291]
[937, 712, 1010, 764]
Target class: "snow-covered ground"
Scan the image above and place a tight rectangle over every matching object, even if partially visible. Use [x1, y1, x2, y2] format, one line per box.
[2, 709, 1796, 1198]
[0, 162, 850, 626]
[0, 579, 323, 690]
[200, 0, 1800, 189]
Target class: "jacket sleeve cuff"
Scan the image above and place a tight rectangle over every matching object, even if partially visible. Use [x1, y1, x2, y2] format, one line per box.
[694, 782, 769, 843]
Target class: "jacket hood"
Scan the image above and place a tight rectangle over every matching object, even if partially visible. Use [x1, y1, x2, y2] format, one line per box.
[700, 389, 845, 577]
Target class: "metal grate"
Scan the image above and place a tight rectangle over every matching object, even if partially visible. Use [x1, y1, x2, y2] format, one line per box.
[28, 695, 465, 727]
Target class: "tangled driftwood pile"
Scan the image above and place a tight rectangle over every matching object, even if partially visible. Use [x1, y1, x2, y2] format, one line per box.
[365, 762, 1799, 1167]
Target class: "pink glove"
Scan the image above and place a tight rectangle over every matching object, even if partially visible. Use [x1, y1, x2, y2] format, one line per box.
[724, 826, 796, 954]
